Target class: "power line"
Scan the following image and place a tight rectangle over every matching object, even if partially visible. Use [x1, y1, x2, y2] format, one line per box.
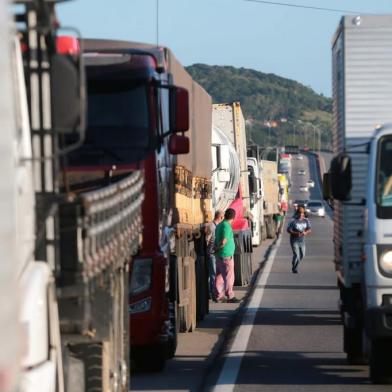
[243, 0, 365, 14]
[156, 0, 159, 46]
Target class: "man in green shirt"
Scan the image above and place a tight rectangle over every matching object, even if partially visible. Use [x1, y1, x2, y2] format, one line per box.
[214, 208, 239, 303]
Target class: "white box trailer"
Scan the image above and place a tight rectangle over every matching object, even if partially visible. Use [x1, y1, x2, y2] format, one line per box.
[328, 14, 392, 383]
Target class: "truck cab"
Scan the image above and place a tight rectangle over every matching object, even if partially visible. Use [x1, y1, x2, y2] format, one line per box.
[364, 125, 392, 314]
[327, 125, 392, 383]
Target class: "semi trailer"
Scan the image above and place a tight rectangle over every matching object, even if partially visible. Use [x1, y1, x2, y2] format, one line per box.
[212, 103, 253, 286]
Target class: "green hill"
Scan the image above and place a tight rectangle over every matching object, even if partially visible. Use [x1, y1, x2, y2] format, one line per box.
[186, 64, 332, 150]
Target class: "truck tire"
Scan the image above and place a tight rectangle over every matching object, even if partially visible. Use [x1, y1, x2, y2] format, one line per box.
[266, 217, 275, 239]
[70, 342, 106, 392]
[133, 344, 166, 372]
[189, 257, 197, 332]
[261, 224, 267, 241]
[344, 325, 364, 364]
[178, 305, 187, 333]
[370, 339, 392, 384]
[166, 300, 178, 359]
[196, 255, 208, 321]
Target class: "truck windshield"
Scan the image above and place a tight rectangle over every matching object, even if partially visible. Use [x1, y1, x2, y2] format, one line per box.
[376, 136, 392, 215]
[65, 81, 154, 167]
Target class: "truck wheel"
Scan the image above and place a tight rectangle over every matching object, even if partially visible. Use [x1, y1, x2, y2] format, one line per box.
[189, 257, 197, 332]
[70, 342, 106, 392]
[370, 339, 392, 384]
[344, 325, 364, 364]
[167, 301, 178, 359]
[266, 218, 275, 239]
[133, 344, 166, 372]
[196, 255, 208, 321]
[261, 224, 267, 241]
[178, 305, 187, 333]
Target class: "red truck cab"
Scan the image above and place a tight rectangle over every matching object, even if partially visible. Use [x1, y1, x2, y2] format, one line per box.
[62, 39, 190, 373]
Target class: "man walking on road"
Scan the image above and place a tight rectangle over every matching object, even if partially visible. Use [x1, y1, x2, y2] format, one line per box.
[205, 210, 224, 301]
[287, 205, 311, 273]
[214, 208, 239, 303]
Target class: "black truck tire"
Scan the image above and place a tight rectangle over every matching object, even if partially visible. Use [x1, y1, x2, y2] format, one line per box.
[370, 339, 392, 384]
[261, 224, 267, 241]
[344, 325, 365, 365]
[69, 342, 105, 392]
[133, 344, 166, 373]
[167, 301, 178, 359]
[266, 216, 275, 239]
[196, 255, 209, 321]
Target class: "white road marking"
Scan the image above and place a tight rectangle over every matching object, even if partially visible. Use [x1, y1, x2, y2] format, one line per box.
[211, 236, 282, 392]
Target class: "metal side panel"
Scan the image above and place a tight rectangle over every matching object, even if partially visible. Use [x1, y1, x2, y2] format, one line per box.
[212, 104, 235, 146]
[332, 24, 345, 153]
[343, 15, 392, 138]
[336, 141, 369, 286]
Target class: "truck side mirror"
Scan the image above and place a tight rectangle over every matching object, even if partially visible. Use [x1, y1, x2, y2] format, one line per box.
[330, 154, 352, 201]
[168, 134, 189, 155]
[322, 172, 332, 200]
[169, 86, 189, 133]
[257, 178, 263, 198]
[51, 41, 86, 135]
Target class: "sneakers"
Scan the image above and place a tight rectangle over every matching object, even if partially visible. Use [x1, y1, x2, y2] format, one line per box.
[227, 297, 240, 303]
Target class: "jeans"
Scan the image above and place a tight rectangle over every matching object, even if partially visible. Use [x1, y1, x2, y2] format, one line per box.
[290, 239, 306, 271]
[215, 256, 235, 300]
[207, 253, 216, 299]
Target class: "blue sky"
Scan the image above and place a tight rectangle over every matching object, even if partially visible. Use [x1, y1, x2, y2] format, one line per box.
[58, 0, 392, 96]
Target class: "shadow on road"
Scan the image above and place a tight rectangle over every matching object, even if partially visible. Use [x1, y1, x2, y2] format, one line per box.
[232, 350, 371, 386]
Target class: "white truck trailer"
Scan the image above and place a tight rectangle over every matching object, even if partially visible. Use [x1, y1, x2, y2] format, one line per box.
[212, 103, 253, 286]
[7, 1, 148, 390]
[326, 15, 392, 384]
[247, 157, 264, 246]
[0, 2, 22, 390]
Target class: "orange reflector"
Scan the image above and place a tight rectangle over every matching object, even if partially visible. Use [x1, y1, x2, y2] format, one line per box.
[56, 36, 80, 55]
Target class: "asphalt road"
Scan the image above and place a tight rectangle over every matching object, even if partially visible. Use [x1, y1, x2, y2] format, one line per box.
[131, 236, 272, 392]
[205, 154, 391, 392]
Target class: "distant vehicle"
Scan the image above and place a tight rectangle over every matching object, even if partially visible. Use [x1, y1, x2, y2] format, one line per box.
[299, 185, 308, 192]
[306, 201, 325, 217]
[298, 169, 306, 176]
[296, 154, 304, 160]
[285, 145, 299, 154]
[293, 199, 308, 209]
[307, 179, 315, 188]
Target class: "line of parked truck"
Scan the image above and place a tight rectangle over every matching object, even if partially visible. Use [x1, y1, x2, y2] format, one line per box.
[1, 1, 288, 391]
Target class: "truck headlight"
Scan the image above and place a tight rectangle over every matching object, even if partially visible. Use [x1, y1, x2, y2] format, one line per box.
[129, 297, 151, 314]
[130, 258, 152, 296]
[380, 250, 392, 275]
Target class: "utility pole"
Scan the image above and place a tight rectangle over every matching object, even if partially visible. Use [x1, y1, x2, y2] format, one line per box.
[318, 128, 321, 152]
[293, 124, 296, 145]
[312, 124, 316, 151]
[268, 124, 271, 146]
